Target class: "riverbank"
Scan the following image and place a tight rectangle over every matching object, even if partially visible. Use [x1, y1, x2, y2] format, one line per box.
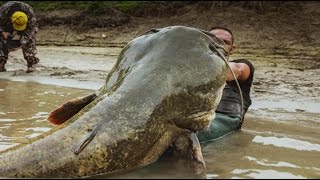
[35, 2, 319, 69]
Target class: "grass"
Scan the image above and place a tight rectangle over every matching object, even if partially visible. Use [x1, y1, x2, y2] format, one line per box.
[23, 1, 151, 15]
[0, 1, 302, 16]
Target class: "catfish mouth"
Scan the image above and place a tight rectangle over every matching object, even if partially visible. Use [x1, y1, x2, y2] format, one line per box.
[188, 109, 215, 130]
[170, 86, 223, 132]
[187, 109, 215, 122]
[174, 109, 216, 132]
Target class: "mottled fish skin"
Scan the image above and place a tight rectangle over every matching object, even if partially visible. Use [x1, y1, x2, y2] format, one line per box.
[0, 26, 228, 178]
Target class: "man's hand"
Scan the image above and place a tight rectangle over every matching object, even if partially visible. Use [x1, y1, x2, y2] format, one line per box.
[1, 32, 11, 39]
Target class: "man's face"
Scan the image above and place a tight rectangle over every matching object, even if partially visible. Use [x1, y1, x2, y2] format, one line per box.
[210, 29, 235, 54]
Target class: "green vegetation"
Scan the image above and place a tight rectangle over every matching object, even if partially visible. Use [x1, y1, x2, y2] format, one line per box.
[112, 1, 148, 13]
[23, 1, 152, 15]
[0, 1, 152, 15]
[0, 1, 301, 16]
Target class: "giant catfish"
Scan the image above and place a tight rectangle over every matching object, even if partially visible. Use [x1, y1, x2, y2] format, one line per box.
[0, 25, 229, 178]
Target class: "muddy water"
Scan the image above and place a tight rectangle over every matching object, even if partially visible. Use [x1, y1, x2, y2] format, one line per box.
[0, 79, 93, 151]
[0, 46, 319, 179]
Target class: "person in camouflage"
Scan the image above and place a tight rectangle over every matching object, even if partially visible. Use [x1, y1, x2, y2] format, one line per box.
[0, 1, 39, 73]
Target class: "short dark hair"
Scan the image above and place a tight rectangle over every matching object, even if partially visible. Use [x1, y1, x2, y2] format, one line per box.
[209, 26, 234, 44]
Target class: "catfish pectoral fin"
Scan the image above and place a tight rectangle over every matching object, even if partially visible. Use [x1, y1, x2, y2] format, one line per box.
[48, 93, 97, 125]
[190, 133, 206, 176]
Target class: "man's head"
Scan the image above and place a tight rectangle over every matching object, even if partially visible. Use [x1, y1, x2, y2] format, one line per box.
[209, 26, 235, 54]
[11, 11, 28, 31]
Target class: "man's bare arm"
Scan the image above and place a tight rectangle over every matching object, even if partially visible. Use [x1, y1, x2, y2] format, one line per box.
[226, 62, 251, 82]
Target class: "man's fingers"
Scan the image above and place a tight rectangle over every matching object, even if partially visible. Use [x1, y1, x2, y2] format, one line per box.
[2, 32, 10, 39]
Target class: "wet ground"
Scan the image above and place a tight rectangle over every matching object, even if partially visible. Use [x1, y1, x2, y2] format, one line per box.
[0, 46, 319, 178]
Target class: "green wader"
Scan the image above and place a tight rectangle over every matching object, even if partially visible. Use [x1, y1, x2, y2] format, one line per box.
[196, 112, 241, 143]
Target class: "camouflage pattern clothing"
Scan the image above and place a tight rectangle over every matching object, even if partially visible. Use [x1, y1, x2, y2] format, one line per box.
[0, 1, 39, 66]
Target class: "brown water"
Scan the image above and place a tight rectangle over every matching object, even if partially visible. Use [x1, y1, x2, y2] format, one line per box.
[0, 79, 93, 151]
[0, 46, 319, 178]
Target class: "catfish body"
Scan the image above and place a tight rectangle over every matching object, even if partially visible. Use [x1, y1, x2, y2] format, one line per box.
[0, 26, 228, 178]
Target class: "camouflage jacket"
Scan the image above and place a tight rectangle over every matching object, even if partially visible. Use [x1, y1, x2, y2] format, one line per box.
[0, 1, 38, 38]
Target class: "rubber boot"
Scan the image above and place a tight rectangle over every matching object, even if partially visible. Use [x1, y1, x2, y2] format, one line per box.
[26, 57, 39, 73]
[26, 63, 36, 73]
[0, 60, 6, 72]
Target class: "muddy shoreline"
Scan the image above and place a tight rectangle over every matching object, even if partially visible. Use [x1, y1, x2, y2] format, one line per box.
[35, 3, 320, 55]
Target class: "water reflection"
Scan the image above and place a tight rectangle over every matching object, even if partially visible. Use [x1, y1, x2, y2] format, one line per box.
[231, 169, 305, 179]
[252, 135, 320, 151]
[201, 130, 320, 179]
